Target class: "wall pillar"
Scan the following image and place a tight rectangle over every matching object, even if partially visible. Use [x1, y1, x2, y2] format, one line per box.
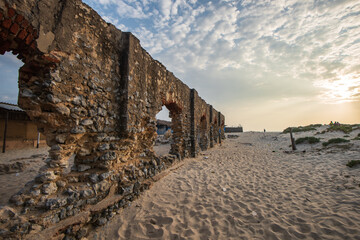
[190, 89, 196, 157]
[218, 111, 221, 144]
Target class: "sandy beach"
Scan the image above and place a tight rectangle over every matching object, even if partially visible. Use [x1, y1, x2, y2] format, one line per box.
[89, 129, 360, 240]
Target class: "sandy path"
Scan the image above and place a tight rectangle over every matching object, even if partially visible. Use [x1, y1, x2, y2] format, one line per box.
[82, 132, 360, 239]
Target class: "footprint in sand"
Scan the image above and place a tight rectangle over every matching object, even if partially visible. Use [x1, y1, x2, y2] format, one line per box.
[149, 216, 174, 226]
[145, 223, 164, 238]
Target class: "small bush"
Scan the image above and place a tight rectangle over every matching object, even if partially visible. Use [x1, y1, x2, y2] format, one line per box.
[328, 124, 353, 134]
[346, 160, 360, 168]
[295, 137, 320, 144]
[283, 124, 322, 133]
[322, 138, 350, 146]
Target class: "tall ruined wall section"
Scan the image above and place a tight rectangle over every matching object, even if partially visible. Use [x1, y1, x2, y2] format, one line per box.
[125, 35, 192, 159]
[0, 0, 225, 238]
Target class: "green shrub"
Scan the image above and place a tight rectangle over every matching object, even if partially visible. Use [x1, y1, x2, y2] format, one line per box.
[346, 160, 360, 168]
[322, 138, 350, 146]
[328, 124, 353, 134]
[283, 124, 322, 133]
[295, 137, 320, 144]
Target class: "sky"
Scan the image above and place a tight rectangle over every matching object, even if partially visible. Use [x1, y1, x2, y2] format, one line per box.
[1, 0, 359, 131]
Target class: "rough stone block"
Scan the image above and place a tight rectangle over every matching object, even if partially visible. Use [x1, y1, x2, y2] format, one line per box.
[42, 182, 58, 195]
[77, 164, 91, 172]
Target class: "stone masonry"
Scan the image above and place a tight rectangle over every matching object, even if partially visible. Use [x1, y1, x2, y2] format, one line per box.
[0, 0, 225, 238]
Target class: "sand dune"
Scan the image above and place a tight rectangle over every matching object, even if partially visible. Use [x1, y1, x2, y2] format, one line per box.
[89, 130, 360, 240]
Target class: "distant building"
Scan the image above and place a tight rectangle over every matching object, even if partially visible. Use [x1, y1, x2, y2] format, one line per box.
[156, 119, 171, 135]
[225, 126, 243, 133]
[0, 102, 46, 151]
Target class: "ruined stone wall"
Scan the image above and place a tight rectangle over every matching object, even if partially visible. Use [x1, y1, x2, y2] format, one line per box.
[192, 90, 210, 153]
[0, 0, 225, 238]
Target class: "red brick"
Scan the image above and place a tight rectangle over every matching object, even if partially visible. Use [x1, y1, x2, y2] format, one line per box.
[25, 34, 33, 45]
[8, 8, 15, 18]
[0, 12, 3, 20]
[21, 19, 29, 28]
[26, 26, 33, 34]
[30, 41, 36, 50]
[2, 18, 12, 29]
[15, 14, 24, 23]
[10, 23, 19, 34]
[16, 29, 27, 40]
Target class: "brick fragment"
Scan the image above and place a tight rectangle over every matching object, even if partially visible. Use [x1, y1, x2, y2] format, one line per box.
[2, 18, 12, 29]
[15, 14, 24, 23]
[30, 41, 37, 50]
[26, 26, 33, 35]
[8, 8, 15, 18]
[10, 23, 19, 34]
[16, 29, 27, 40]
[25, 34, 33, 45]
[21, 19, 29, 28]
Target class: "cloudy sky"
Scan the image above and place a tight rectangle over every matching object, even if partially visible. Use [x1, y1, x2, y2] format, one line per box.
[1, 0, 359, 131]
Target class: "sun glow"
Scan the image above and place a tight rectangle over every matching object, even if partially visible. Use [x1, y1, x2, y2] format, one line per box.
[315, 73, 360, 104]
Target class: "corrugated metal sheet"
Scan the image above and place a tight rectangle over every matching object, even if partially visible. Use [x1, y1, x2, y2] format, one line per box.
[0, 102, 24, 112]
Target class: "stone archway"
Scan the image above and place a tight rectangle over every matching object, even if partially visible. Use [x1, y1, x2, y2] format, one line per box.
[0, 5, 77, 180]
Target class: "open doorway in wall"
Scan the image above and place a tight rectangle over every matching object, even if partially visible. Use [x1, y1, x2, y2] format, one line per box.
[154, 106, 172, 156]
[0, 52, 48, 206]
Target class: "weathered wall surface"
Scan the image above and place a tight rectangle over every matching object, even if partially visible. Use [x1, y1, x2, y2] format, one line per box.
[0, 0, 225, 238]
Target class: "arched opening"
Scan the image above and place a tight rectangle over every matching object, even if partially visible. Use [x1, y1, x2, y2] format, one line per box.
[154, 106, 172, 156]
[153, 101, 183, 158]
[199, 115, 208, 150]
[0, 52, 49, 206]
[0, 8, 78, 208]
